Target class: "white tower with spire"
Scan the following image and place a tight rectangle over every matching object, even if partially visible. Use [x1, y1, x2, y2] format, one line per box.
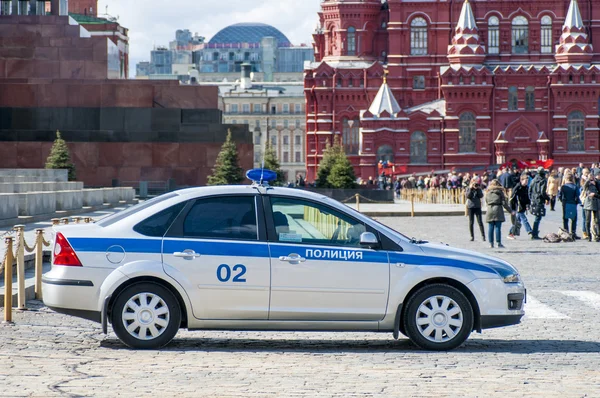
[555, 0, 593, 65]
[447, 0, 486, 65]
[366, 71, 401, 118]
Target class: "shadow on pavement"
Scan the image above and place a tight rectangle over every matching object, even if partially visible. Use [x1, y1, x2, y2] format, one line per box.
[100, 337, 600, 354]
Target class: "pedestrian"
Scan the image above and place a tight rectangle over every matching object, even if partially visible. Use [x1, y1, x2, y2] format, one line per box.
[582, 171, 599, 242]
[394, 177, 401, 198]
[416, 176, 425, 191]
[576, 162, 584, 180]
[466, 177, 486, 242]
[377, 171, 385, 191]
[485, 180, 514, 248]
[580, 168, 591, 239]
[546, 169, 559, 211]
[558, 173, 580, 239]
[528, 167, 549, 240]
[508, 173, 534, 239]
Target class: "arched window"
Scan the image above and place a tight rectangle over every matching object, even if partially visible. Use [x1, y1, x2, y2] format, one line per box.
[377, 145, 394, 163]
[541, 15, 553, 54]
[347, 26, 356, 56]
[411, 17, 428, 55]
[488, 16, 500, 54]
[525, 86, 535, 111]
[459, 112, 476, 153]
[512, 16, 529, 54]
[342, 118, 360, 154]
[508, 86, 518, 111]
[410, 131, 427, 163]
[568, 111, 585, 151]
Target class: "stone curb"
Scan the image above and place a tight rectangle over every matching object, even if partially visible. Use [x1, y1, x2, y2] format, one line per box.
[0, 199, 137, 229]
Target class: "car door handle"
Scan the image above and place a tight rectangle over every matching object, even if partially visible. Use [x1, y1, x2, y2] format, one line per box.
[173, 250, 201, 259]
[279, 253, 306, 263]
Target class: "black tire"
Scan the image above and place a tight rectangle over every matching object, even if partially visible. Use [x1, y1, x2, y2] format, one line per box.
[111, 282, 181, 349]
[403, 284, 474, 351]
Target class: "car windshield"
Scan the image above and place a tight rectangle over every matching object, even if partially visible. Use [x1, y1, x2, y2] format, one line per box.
[337, 200, 410, 242]
[96, 192, 179, 227]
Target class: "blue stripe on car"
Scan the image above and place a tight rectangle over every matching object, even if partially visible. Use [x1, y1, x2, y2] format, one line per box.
[67, 237, 495, 274]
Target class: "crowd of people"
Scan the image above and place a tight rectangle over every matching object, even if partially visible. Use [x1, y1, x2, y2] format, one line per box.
[465, 162, 600, 248]
[383, 162, 600, 248]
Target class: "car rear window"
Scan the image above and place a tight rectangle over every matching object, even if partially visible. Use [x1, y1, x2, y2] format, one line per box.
[96, 192, 179, 227]
[133, 202, 187, 237]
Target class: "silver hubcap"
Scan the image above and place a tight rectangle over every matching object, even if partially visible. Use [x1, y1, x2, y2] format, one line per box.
[122, 292, 170, 340]
[416, 295, 463, 343]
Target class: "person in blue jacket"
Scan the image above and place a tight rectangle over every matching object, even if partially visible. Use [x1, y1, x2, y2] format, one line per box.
[558, 173, 580, 239]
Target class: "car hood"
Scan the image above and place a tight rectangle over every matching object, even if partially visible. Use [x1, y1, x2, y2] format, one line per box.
[417, 242, 519, 279]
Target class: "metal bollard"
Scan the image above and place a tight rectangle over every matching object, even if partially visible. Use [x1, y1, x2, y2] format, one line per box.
[35, 229, 44, 300]
[13, 225, 26, 310]
[3, 237, 14, 323]
[51, 218, 61, 226]
[411, 193, 415, 217]
[355, 193, 360, 212]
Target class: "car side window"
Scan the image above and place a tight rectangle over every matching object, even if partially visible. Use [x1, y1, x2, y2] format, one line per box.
[270, 197, 366, 247]
[133, 202, 187, 237]
[183, 196, 258, 241]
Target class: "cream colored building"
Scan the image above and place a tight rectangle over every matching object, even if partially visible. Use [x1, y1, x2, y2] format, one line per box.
[214, 75, 306, 183]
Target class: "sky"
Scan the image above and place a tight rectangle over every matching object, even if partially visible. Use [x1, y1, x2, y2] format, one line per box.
[97, 0, 321, 77]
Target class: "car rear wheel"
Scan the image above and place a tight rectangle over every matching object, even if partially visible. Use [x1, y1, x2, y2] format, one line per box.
[403, 284, 473, 351]
[111, 282, 181, 349]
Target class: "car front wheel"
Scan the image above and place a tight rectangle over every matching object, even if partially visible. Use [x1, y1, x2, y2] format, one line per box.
[403, 284, 474, 351]
[111, 282, 181, 349]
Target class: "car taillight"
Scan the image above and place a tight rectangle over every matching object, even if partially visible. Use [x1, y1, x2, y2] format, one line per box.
[53, 233, 83, 267]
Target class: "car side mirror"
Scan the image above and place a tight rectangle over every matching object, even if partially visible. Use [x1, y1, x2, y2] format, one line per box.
[359, 232, 379, 249]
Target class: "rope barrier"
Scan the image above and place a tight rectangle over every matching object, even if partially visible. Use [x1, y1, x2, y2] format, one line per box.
[2, 216, 93, 319]
[339, 193, 390, 204]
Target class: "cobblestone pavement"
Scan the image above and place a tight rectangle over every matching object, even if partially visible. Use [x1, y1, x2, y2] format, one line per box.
[1, 209, 600, 397]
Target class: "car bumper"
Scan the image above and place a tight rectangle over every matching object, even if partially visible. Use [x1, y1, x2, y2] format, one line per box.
[467, 278, 526, 327]
[42, 265, 111, 321]
[480, 314, 523, 329]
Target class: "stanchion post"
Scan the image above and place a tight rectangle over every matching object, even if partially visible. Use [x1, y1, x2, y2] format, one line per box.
[3, 237, 14, 323]
[34, 229, 44, 300]
[411, 193, 415, 217]
[355, 193, 360, 212]
[13, 225, 26, 310]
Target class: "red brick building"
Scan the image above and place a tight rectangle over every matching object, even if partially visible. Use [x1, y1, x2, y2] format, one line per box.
[0, 8, 251, 187]
[305, 0, 600, 181]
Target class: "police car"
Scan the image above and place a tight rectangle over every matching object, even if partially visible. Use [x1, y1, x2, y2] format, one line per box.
[42, 169, 525, 351]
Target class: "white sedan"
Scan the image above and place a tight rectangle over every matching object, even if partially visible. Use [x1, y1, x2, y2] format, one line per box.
[43, 173, 525, 351]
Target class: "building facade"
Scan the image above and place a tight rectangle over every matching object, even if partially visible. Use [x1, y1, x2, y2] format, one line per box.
[218, 66, 307, 182]
[0, 7, 252, 187]
[305, 0, 600, 181]
[137, 23, 313, 83]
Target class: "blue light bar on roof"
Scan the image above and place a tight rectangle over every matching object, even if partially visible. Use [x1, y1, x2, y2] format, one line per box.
[246, 168, 277, 184]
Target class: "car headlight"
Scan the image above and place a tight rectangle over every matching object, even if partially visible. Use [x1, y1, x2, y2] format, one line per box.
[502, 274, 521, 283]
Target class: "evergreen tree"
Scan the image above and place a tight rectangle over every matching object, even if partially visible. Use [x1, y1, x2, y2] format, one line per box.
[327, 150, 357, 189]
[262, 142, 285, 186]
[316, 136, 343, 188]
[207, 130, 244, 186]
[45, 130, 76, 181]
